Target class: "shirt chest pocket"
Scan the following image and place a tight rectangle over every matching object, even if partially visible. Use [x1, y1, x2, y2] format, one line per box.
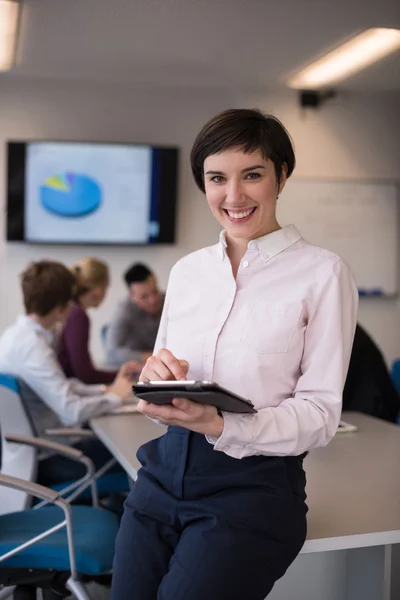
[241, 301, 303, 354]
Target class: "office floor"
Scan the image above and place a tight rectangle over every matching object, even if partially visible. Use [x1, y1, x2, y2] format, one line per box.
[65, 582, 110, 599]
[65, 583, 110, 600]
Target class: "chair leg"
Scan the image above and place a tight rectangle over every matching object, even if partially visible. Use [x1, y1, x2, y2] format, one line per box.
[0, 586, 15, 600]
[13, 586, 37, 600]
[42, 590, 67, 600]
[65, 579, 93, 600]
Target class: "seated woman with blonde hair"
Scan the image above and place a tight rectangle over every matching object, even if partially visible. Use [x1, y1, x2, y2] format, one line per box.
[58, 257, 140, 384]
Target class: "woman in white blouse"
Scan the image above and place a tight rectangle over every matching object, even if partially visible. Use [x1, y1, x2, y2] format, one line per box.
[111, 109, 358, 600]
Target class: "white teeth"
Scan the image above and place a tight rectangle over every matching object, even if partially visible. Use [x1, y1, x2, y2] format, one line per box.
[227, 208, 254, 220]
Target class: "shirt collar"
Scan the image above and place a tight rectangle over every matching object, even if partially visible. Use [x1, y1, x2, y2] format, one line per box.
[218, 225, 302, 262]
[17, 315, 55, 345]
[218, 230, 228, 259]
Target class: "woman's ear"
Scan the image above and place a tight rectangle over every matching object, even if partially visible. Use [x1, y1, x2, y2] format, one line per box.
[277, 163, 288, 198]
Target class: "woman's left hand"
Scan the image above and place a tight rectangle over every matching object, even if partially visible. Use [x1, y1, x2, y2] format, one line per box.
[137, 397, 224, 438]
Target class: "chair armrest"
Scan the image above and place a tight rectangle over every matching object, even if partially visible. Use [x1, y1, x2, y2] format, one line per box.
[0, 473, 60, 503]
[5, 434, 83, 460]
[5, 433, 101, 509]
[44, 428, 95, 439]
[0, 474, 79, 579]
[5, 433, 99, 507]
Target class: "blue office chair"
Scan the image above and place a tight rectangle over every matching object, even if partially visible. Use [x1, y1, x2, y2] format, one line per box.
[0, 424, 120, 600]
[390, 360, 400, 424]
[0, 374, 129, 508]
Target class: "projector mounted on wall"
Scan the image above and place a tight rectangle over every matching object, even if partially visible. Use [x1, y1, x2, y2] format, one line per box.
[299, 90, 337, 109]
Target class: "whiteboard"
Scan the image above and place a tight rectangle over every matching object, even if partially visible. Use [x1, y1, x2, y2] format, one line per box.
[277, 179, 399, 296]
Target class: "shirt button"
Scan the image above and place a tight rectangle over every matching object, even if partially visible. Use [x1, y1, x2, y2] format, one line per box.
[242, 261, 249, 268]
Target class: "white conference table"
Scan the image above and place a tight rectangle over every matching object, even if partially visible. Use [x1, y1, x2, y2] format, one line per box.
[91, 411, 400, 600]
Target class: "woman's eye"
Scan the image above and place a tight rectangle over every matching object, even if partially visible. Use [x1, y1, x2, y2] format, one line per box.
[210, 176, 225, 183]
[245, 172, 261, 180]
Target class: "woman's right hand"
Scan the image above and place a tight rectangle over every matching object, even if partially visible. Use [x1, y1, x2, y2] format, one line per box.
[139, 348, 189, 382]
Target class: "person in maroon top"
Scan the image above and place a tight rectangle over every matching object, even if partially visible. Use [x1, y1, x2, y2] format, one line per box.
[58, 257, 140, 384]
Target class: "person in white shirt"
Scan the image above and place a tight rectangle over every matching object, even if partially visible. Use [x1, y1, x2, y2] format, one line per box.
[0, 260, 136, 486]
[111, 109, 359, 600]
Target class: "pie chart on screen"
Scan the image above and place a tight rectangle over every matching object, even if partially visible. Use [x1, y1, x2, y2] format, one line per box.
[40, 172, 102, 217]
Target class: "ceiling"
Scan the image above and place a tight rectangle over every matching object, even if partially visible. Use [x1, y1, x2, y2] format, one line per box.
[7, 0, 400, 91]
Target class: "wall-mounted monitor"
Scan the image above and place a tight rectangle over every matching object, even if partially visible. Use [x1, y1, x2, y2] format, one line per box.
[6, 141, 179, 245]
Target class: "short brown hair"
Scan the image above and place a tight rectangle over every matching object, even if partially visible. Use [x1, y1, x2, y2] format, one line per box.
[21, 260, 76, 316]
[190, 108, 296, 193]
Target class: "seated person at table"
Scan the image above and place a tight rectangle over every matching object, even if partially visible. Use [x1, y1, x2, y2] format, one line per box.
[58, 257, 141, 385]
[343, 323, 400, 423]
[0, 260, 136, 486]
[105, 263, 164, 367]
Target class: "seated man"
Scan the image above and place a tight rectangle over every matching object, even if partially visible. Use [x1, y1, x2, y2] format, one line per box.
[0, 260, 135, 486]
[105, 263, 164, 367]
[343, 323, 400, 423]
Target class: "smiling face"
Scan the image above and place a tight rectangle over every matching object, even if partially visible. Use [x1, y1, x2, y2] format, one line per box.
[204, 148, 287, 247]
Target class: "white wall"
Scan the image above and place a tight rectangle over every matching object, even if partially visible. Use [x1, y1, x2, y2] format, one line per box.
[1, 79, 400, 365]
[234, 90, 400, 365]
[0, 77, 230, 361]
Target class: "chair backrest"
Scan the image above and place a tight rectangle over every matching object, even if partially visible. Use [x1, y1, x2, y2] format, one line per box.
[391, 360, 400, 394]
[0, 374, 37, 514]
[391, 360, 400, 423]
[0, 422, 3, 470]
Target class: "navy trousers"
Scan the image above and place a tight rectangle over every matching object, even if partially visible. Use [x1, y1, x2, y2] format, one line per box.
[111, 426, 307, 600]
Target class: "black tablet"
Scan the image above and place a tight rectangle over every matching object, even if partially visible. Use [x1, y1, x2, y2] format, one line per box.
[132, 381, 257, 414]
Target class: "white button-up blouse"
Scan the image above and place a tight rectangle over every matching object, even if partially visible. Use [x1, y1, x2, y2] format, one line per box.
[154, 225, 359, 459]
